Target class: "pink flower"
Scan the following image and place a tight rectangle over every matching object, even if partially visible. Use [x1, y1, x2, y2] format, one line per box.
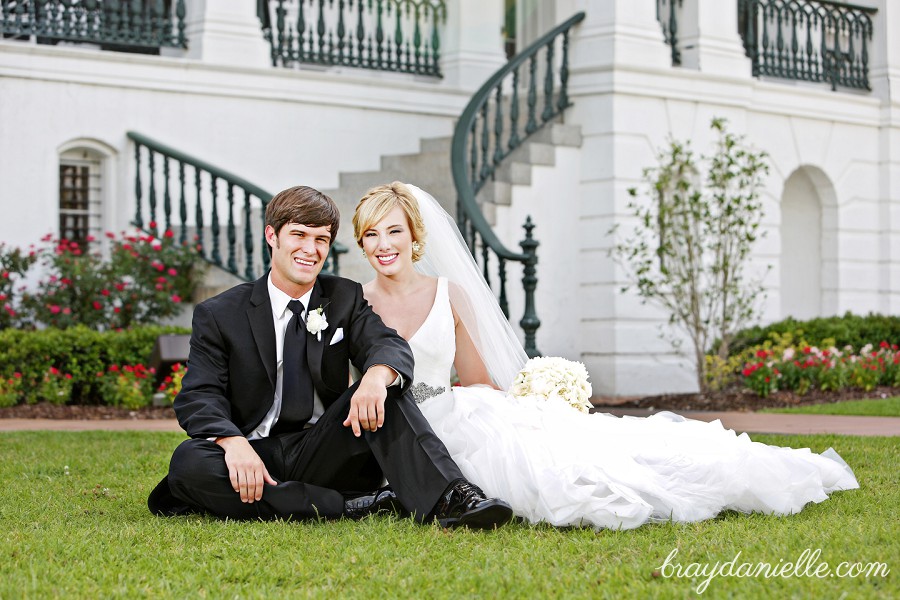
[167, 268, 178, 276]
[62, 307, 71, 315]
[171, 294, 182, 303]
[49, 305, 61, 314]
[105, 231, 116, 239]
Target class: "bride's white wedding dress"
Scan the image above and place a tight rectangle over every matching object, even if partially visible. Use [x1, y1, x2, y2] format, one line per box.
[410, 278, 859, 529]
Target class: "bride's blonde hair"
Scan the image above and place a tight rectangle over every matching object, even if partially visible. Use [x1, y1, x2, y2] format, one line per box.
[353, 181, 427, 262]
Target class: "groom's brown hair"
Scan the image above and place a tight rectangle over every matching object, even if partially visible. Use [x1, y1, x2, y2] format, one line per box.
[265, 186, 340, 256]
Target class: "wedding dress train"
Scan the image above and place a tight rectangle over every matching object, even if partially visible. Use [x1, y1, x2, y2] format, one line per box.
[411, 278, 859, 529]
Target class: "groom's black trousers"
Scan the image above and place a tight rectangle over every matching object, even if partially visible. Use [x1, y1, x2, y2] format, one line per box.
[164, 383, 462, 521]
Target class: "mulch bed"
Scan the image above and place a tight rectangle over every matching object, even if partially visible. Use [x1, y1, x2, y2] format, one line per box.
[1, 386, 897, 419]
[0, 403, 176, 420]
[595, 386, 899, 413]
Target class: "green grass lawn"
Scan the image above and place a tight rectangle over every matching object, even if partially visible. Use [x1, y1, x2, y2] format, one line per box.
[762, 396, 900, 417]
[0, 431, 896, 598]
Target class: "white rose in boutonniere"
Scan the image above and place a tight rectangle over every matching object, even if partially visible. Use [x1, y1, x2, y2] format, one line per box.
[306, 305, 329, 341]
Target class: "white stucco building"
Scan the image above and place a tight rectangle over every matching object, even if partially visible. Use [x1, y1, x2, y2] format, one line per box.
[2, 0, 898, 396]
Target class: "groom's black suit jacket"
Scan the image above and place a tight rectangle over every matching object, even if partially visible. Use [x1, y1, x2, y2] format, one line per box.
[174, 272, 414, 439]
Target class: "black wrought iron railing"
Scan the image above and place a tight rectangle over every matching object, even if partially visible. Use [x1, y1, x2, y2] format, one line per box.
[0, 0, 187, 51]
[451, 12, 585, 358]
[258, 0, 446, 77]
[656, 0, 683, 66]
[127, 132, 347, 281]
[738, 0, 876, 91]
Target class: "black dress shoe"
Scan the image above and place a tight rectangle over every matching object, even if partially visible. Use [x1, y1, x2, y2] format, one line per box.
[147, 476, 195, 517]
[343, 486, 405, 520]
[430, 480, 513, 529]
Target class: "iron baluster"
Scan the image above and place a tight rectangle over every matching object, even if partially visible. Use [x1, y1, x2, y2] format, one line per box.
[481, 241, 490, 286]
[162, 155, 172, 233]
[525, 54, 538, 134]
[478, 101, 491, 184]
[178, 162, 187, 246]
[226, 183, 237, 275]
[148, 150, 157, 236]
[176, 0, 186, 46]
[194, 168, 204, 258]
[412, 2, 422, 73]
[317, 0, 326, 64]
[508, 66, 521, 151]
[392, 1, 402, 70]
[276, 0, 286, 66]
[210, 175, 221, 266]
[519, 217, 540, 357]
[335, 0, 346, 65]
[497, 257, 509, 319]
[130, 0, 141, 46]
[297, 0, 306, 63]
[244, 190, 254, 281]
[542, 38, 555, 123]
[356, 0, 365, 67]
[558, 30, 571, 111]
[468, 120, 478, 189]
[133, 143, 143, 229]
[375, 0, 385, 69]
[492, 85, 504, 166]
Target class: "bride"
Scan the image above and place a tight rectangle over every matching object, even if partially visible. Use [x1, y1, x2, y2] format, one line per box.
[351, 181, 859, 529]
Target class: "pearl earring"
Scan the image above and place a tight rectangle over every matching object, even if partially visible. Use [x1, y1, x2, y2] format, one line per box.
[361, 249, 367, 258]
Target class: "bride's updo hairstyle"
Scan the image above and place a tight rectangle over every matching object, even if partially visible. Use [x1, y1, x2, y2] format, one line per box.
[353, 181, 427, 262]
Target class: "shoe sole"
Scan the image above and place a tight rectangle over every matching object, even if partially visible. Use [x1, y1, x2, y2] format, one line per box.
[438, 501, 514, 530]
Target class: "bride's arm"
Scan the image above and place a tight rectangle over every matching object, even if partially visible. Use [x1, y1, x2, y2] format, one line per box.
[452, 308, 498, 389]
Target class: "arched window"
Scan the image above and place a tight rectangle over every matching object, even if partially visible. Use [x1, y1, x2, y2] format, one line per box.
[57, 140, 116, 246]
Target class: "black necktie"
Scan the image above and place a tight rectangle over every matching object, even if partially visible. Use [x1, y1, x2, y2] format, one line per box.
[275, 300, 314, 432]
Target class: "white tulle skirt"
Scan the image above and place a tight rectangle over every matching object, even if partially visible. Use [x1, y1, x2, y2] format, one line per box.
[418, 386, 859, 530]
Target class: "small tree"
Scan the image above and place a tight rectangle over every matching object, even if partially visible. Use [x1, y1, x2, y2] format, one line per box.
[611, 119, 770, 392]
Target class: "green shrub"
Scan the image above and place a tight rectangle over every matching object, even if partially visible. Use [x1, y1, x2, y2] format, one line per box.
[0, 325, 188, 405]
[717, 312, 900, 357]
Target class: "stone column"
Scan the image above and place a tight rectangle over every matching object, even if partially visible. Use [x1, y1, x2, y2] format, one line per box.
[678, 0, 752, 76]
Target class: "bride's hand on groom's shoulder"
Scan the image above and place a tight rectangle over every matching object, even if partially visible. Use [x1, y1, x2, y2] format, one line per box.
[343, 365, 395, 437]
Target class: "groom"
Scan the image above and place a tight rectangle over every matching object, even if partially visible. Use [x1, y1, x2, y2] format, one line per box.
[148, 185, 512, 528]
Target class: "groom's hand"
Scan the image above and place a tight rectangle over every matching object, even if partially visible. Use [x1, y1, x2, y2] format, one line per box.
[343, 365, 396, 437]
[216, 436, 277, 503]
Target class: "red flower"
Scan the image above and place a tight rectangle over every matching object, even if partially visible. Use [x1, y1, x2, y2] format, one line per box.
[171, 294, 182, 303]
[13, 372, 21, 378]
[113, 307, 121, 314]
[741, 368, 752, 377]
[115, 283, 126, 291]
[164, 229, 174, 239]
[93, 301, 103, 310]
[755, 349, 767, 358]
[105, 231, 116, 239]
[167, 268, 178, 276]
[49, 305, 61, 314]
[62, 307, 71, 315]
[803, 346, 811, 354]
[50, 367, 60, 375]
[880, 341, 889, 348]
[149, 221, 157, 229]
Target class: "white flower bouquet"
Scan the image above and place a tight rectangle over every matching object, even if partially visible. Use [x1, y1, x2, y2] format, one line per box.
[510, 357, 593, 413]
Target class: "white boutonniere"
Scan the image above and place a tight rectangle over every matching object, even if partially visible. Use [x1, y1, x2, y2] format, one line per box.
[306, 305, 329, 341]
